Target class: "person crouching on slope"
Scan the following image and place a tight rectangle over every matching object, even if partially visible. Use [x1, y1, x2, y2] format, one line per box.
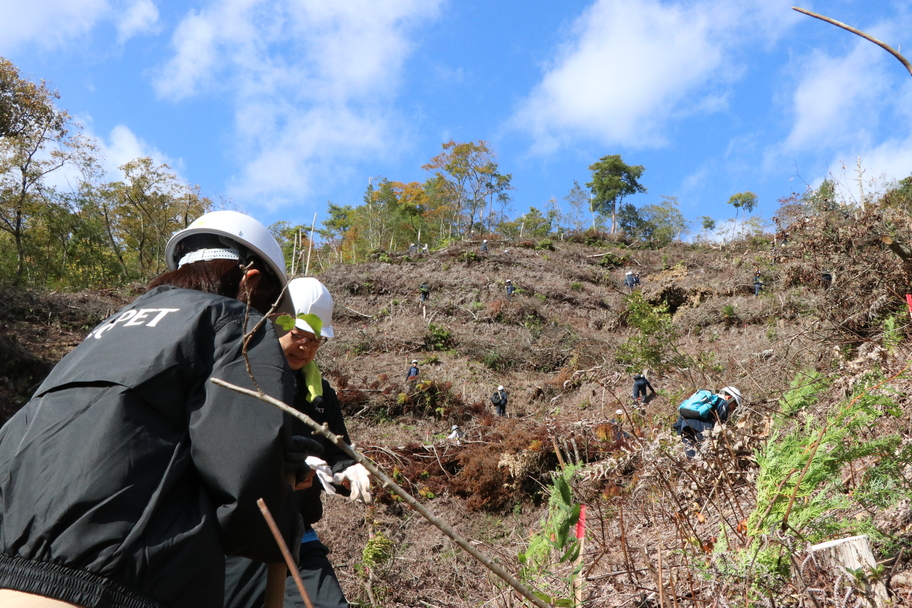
[0, 210, 322, 608]
[224, 277, 371, 608]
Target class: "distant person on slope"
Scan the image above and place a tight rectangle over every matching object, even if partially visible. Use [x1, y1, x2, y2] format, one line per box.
[491, 385, 508, 417]
[672, 386, 742, 458]
[406, 359, 420, 384]
[753, 271, 763, 296]
[632, 373, 656, 406]
[224, 277, 371, 608]
[480, 239, 488, 253]
[419, 282, 430, 303]
[505, 279, 515, 299]
[624, 271, 636, 291]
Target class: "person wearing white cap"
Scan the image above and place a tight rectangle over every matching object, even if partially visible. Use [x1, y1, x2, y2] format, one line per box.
[225, 277, 370, 608]
[672, 386, 742, 458]
[0, 210, 321, 608]
[491, 385, 508, 417]
[624, 271, 637, 291]
[406, 359, 420, 383]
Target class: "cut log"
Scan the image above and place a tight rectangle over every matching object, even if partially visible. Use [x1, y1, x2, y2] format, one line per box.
[808, 535, 889, 607]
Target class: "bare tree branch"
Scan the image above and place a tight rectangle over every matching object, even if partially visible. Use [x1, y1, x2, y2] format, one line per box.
[210, 376, 553, 608]
[793, 6, 912, 77]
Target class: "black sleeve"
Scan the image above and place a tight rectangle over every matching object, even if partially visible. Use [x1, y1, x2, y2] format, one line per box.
[190, 314, 300, 562]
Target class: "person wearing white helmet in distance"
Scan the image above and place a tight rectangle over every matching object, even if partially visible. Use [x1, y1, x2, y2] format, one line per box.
[0, 210, 322, 608]
[672, 386, 742, 458]
[225, 277, 370, 608]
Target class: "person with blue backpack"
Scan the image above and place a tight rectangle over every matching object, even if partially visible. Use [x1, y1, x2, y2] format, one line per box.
[672, 386, 742, 458]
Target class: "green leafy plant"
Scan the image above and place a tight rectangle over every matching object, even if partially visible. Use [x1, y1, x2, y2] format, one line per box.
[516, 466, 583, 607]
[882, 314, 902, 352]
[275, 312, 323, 334]
[615, 292, 688, 371]
[425, 323, 454, 350]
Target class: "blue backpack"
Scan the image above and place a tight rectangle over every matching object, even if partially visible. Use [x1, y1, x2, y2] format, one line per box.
[678, 390, 725, 420]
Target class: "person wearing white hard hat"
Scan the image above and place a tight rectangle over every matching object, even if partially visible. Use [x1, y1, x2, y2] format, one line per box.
[491, 385, 508, 417]
[406, 359, 420, 384]
[672, 386, 742, 458]
[0, 210, 322, 608]
[624, 271, 637, 291]
[225, 277, 369, 608]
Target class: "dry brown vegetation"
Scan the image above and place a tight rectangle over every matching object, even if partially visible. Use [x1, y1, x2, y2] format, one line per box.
[4, 207, 912, 607]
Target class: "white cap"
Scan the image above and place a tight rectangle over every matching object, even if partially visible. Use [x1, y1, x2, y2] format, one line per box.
[497, 385, 504, 391]
[452, 425, 459, 430]
[720, 386, 743, 407]
[412, 359, 418, 364]
[287, 277, 335, 338]
[625, 271, 632, 275]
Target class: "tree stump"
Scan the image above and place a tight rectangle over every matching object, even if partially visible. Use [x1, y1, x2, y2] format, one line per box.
[809, 535, 889, 607]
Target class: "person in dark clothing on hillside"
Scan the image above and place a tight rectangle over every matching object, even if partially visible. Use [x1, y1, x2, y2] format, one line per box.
[0, 211, 320, 608]
[480, 239, 488, 253]
[505, 279, 515, 299]
[419, 282, 430, 303]
[672, 386, 742, 458]
[753, 271, 763, 296]
[632, 373, 656, 406]
[492, 385, 508, 417]
[225, 277, 371, 608]
[624, 271, 636, 290]
[633, 272, 641, 287]
[407, 359, 420, 383]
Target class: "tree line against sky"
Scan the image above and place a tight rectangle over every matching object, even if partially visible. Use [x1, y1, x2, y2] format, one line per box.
[2, 56, 765, 290]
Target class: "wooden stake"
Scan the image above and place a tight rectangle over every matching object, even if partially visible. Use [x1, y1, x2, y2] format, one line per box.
[258, 497, 313, 608]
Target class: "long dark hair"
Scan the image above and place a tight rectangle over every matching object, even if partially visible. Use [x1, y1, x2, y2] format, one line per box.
[148, 258, 283, 315]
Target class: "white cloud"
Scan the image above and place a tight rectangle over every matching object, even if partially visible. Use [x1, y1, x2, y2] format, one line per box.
[101, 124, 180, 177]
[0, 0, 108, 54]
[509, 0, 798, 153]
[784, 44, 889, 151]
[154, 0, 440, 207]
[116, 0, 160, 43]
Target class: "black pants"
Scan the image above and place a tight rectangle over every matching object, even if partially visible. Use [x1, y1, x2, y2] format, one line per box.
[224, 541, 349, 608]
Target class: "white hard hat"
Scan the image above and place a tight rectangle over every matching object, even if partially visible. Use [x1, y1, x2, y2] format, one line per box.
[625, 271, 632, 275]
[165, 211, 287, 288]
[412, 359, 418, 364]
[286, 277, 334, 338]
[497, 385, 504, 391]
[720, 386, 743, 407]
[451, 425, 459, 430]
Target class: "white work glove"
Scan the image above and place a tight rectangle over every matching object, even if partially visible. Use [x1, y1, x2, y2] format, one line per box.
[305, 456, 336, 494]
[334, 463, 372, 503]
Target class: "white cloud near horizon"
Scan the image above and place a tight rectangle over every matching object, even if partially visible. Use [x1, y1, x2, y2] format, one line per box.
[154, 0, 442, 209]
[780, 19, 912, 202]
[509, 0, 799, 153]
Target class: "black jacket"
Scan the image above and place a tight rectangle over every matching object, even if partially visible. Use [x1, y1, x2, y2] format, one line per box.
[292, 377, 354, 527]
[0, 286, 301, 608]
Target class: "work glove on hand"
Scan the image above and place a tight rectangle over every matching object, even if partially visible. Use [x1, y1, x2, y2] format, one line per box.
[284, 436, 324, 485]
[334, 463, 372, 503]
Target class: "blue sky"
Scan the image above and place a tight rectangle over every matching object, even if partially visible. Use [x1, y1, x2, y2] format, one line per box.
[3, 0, 911, 236]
